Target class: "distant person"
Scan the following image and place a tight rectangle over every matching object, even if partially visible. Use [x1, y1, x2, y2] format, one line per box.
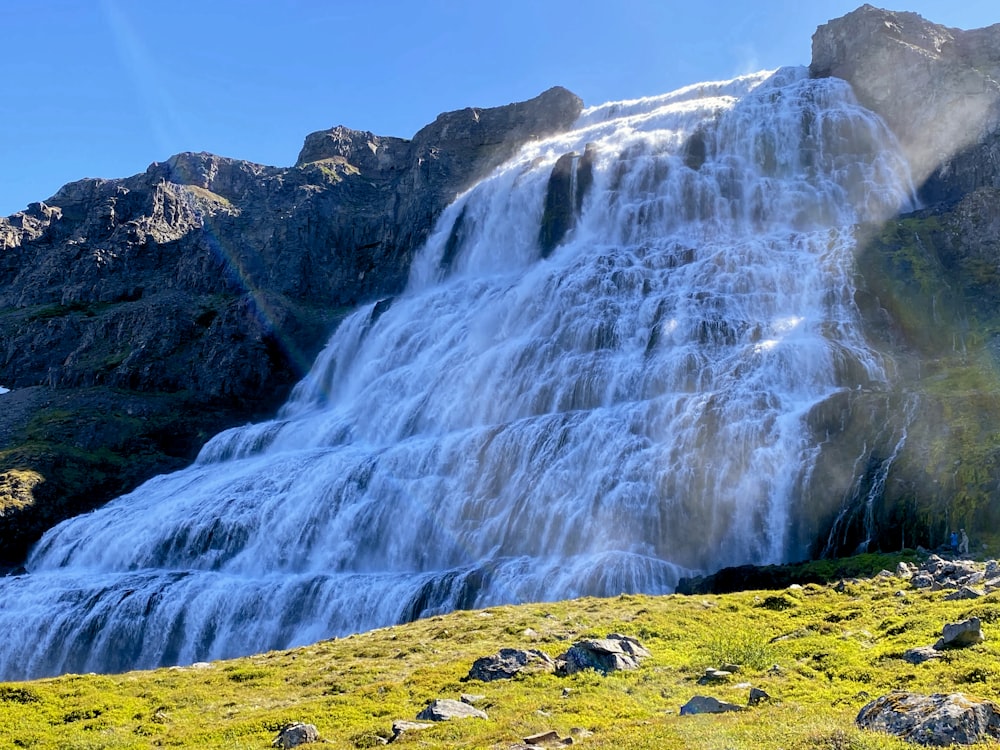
[951, 530, 959, 553]
[960, 529, 970, 556]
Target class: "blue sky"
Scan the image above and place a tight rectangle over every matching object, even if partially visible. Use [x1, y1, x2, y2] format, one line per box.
[1, 1, 997, 216]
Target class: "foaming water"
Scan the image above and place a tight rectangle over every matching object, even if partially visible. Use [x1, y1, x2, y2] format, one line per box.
[0, 67, 914, 679]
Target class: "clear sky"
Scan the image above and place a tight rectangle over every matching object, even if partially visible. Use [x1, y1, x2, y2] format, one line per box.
[1, 1, 997, 216]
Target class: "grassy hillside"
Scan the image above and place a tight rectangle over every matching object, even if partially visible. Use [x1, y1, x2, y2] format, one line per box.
[4, 560, 1000, 749]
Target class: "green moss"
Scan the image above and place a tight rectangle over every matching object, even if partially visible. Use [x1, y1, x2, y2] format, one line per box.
[0, 574, 985, 749]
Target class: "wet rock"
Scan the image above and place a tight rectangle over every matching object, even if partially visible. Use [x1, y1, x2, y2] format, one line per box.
[857, 692, 1000, 746]
[555, 635, 651, 676]
[416, 698, 487, 721]
[680, 695, 743, 716]
[467, 648, 556, 681]
[935, 618, 985, 650]
[272, 722, 320, 748]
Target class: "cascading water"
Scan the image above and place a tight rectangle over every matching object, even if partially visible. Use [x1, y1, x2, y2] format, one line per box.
[0, 67, 914, 680]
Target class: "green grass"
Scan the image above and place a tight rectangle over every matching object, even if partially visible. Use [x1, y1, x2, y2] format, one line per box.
[3, 574, 1000, 748]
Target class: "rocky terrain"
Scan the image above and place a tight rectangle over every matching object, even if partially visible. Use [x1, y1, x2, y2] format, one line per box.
[2, 4, 1000, 570]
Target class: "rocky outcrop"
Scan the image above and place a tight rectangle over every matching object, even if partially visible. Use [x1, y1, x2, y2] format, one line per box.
[857, 692, 1000, 746]
[466, 648, 556, 682]
[0, 88, 583, 565]
[554, 634, 651, 676]
[811, 5, 1000, 194]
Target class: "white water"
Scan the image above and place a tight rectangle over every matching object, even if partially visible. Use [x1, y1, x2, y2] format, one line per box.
[0, 67, 913, 680]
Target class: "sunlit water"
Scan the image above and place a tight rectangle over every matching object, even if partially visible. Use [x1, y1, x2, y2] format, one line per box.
[0, 67, 914, 679]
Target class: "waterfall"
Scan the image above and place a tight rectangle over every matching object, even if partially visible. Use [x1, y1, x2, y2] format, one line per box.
[0, 67, 914, 680]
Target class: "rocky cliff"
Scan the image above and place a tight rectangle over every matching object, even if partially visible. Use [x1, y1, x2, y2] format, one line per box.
[0, 86, 583, 566]
[808, 6, 1000, 555]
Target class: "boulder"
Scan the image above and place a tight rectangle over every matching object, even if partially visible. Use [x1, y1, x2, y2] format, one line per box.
[903, 647, 943, 665]
[748, 687, 772, 706]
[555, 634, 651, 676]
[944, 586, 984, 601]
[467, 648, 556, 682]
[857, 692, 1000, 746]
[416, 699, 487, 722]
[680, 695, 743, 716]
[272, 723, 320, 748]
[934, 618, 985, 650]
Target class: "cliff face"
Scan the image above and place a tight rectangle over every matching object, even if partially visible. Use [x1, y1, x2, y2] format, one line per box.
[0, 86, 583, 565]
[809, 6, 1000, 555]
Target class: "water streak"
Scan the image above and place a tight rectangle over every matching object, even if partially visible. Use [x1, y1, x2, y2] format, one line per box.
[0, 67, 914, 679]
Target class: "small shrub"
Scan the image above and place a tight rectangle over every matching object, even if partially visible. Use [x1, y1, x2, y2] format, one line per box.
[0, 686, 41, 704]
[706, 628, 776, 671]
[758, 594, 796, 611]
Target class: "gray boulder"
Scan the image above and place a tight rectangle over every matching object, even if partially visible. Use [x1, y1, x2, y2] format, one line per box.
[466, 648, 556, 682]
[680, 695, 743, 716]
[935, 618, 985, 650]
[903, 647, 943, 665]
[857, 692, 1000, 745]
[945, 586, 984, 601]
[555, 634, 651, 676]
[272, 723, 320, 748]
[416, 699, 487, 722]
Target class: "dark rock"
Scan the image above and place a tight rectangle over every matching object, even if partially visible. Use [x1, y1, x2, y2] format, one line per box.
[935, 618, 985, 650]
[416, 698, 487, 721]
[466, 648, 556, 681]
[271, 722, 320, 748]
[748, 687, 771, 706]
[857, 692, 1000, 746]
[555, 635, 651, 676]
[680, 695, 743, 716]
[538, 152, 579, 257]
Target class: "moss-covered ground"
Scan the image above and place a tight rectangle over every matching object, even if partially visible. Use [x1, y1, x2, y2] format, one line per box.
[3, 564, 1000, 749]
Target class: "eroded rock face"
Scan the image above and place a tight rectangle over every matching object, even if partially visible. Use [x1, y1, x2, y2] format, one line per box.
[811, 5, 1000, 192]
[0, 88, 583, 564]
[857, 692, 1000, 746]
